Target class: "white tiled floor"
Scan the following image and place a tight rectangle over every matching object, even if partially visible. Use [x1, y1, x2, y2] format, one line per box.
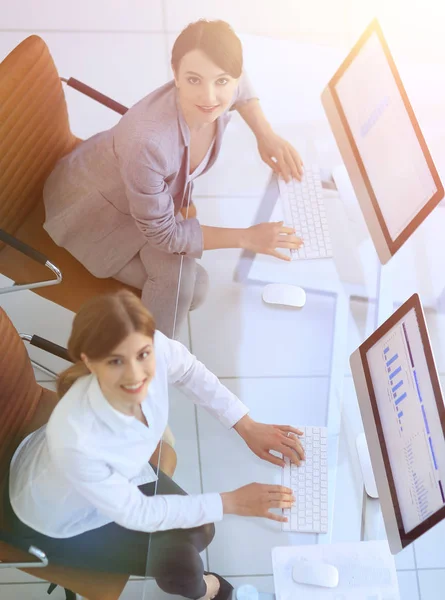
[2, 0, 164, 31]
[418, 570, 445, 600]
[397, 570, 420, 600]
[3, 5, 445, 600]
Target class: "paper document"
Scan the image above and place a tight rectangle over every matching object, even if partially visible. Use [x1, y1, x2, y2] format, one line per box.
[272, 540, 399, 600]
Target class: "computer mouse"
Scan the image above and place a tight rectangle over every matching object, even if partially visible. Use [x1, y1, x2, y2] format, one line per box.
[292, 559, 339, 588]
[262, 283, 306, 308]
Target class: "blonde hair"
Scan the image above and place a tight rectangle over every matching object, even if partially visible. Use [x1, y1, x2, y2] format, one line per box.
[57, 291, 156, 398]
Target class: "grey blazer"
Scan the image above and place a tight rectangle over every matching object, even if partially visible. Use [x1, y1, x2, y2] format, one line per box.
[43, 74, 257, 278]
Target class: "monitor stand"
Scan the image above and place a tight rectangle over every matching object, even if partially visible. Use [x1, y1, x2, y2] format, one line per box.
[356, 432, 379, 498]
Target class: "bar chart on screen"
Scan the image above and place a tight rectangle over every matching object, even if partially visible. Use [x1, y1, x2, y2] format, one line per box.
[384, 345, 407, 431]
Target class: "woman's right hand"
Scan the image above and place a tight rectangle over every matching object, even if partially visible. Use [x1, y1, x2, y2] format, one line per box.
[220, 483, 295, 523]
[241, 221, 303, 261]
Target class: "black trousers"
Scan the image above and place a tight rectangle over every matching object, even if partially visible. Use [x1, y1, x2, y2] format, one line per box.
[5, 466, 214, 599]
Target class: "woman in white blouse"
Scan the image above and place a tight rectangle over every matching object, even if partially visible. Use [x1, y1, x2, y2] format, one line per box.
[7, 291, 304, 600]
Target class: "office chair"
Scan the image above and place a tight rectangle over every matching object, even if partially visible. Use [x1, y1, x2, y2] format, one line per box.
[0, 35, 145, 315]
[0, 306, 130, 599]
[0, 34, 195, 315]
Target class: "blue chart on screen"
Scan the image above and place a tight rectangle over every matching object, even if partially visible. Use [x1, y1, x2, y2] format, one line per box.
[384, 347, 407, 431]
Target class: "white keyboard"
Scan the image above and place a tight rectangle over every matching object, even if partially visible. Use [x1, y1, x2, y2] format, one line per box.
[278, 165, 333, 260]
[282, 426, 328, 533]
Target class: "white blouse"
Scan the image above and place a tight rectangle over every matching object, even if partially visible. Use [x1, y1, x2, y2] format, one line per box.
[9, 330, 249, 538]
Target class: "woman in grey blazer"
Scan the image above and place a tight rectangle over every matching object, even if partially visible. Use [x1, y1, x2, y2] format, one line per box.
[43, 20, 304, 338]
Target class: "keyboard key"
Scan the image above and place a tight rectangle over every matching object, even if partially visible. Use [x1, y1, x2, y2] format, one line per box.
[299, 525, 316, 532]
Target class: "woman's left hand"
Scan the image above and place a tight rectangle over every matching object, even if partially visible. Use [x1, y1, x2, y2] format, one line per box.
[257, 131, 304, 182]
[234, 415, 305, 467]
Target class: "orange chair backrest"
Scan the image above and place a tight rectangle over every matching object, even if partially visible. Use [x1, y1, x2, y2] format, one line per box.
[0, 308, 43, 527]
[0, 35, 77, 236]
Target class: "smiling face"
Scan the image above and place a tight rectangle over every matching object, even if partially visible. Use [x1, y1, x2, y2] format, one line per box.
[173, 49, 239, 127]
[81, 331, 156, 415]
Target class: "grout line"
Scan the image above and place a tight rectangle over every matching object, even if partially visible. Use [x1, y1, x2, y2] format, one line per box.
[399, 566, 445, 571]
[193, 404, 209, 569]
[2, 28, 168, 34]
[192, 193, 274, 199]
[218, 374, 330, 380]
[0, 582, 55, 586]
[224, 573, 274, 578]
[160, 0, 171, 72]
[413, 541, 422, 599]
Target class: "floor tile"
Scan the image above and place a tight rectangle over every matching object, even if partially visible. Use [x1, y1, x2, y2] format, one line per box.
[119, 578, 170, 600]
[346, 299, 377, 375]
[166, 386, 201, 495]
[198, 377, 329, 575]
[43, 32, 168, 140]
[2, 0, 163, 30]
[1, 31, 168, 138]
[119, 574, 275, 599]
[164, 1, 353, 43]
[418, 569, 445, 600]
[414, 518, 445, 569]
[329, 400, 364, 543]
[395, 544, 416, 571]
[189, 280, 336, 379]
[397, 570, 420, 600]
[164, 0, 298, 37]
[226, 575, 275, 595]
[0, 570, 45, 584]
[427, 313, 445, 375]
[0, 584, 66, 599]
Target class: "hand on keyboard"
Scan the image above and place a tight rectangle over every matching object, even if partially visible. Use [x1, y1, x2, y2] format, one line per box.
[234, 416, 305, 467]
[220, 482, 296, 523]
[242, 221, 303, 261]
[256, 130, 304, 182]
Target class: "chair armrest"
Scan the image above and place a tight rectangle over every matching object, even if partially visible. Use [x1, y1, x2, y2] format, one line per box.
[62, 77, 128, 115]
[0, 530, 48, 568]
[0, 229, 62, 295]
[20, 334, 71, 363]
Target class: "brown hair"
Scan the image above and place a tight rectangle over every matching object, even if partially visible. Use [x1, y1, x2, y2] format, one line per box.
[171, 19, 243, 79]
[57, 291, 156, 398]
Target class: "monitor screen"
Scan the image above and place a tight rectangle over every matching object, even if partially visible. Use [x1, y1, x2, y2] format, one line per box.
[361, 295, 445, 543]
[329, 20, 443, 257]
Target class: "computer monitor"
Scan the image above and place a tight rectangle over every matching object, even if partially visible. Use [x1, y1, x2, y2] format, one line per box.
[321, 19, 444, 265]
[350, 294, 445, 553]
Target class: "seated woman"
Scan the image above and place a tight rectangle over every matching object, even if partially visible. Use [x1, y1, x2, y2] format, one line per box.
[6, 290, 304, 600]
[43, 19, 304, 338]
